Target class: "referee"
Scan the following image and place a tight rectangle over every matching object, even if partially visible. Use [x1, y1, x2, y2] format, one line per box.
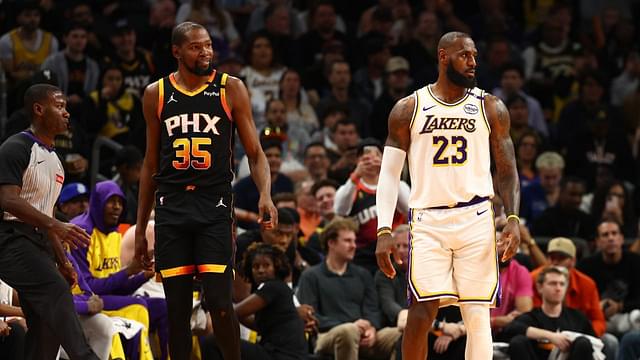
[0, 84, 99, 359]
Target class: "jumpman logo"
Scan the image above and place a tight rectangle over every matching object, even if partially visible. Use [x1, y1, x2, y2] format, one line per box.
[167, 92, 178, 104]
[216, 197, 227, 208]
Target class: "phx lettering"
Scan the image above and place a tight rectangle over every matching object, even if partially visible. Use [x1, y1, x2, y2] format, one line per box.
[94, 257, 120, 271]
[419, 115, 476, 134]
[164, 113, 221, 137]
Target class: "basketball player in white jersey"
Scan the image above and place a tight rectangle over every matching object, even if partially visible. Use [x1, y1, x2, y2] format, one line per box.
[375, 32, 521, 359]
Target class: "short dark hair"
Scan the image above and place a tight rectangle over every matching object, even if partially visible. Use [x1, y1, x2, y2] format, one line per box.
[500, 62, 524, 78]
[311, 178, 339, 197]
[260, 138, 282, 153]
[319, 217, 358, 252]
[63, 21, 87, 36]
[304, 141, 327, 158]
[242, 243, 291, 286]
[505, 94, 527, 108]
[330, 118, 357, 134]
[24, 84, 60, 118]
[115, 145, 143, 168]
[597, 218, 624, 236]
[560, 176, 586, 191]
[171, 21, 206, 46]
[536, 266, 568, 285]
[272, 192, 297, 206]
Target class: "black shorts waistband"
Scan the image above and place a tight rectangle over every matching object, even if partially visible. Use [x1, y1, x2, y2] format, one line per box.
[156, 183, 231, 194]
[427, 196, 490, 210]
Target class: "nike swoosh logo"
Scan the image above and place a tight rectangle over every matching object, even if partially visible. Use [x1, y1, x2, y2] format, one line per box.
[37, 160, 45, 164]
[423, 105, 436, 112]
[477, 209, 488, 216]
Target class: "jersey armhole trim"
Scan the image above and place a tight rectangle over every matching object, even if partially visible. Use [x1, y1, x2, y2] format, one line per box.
[480, 90, 491, 134]
[157, 79, 164, 120]
[409, 91, 419, 129]
[220, 73, 233, 121]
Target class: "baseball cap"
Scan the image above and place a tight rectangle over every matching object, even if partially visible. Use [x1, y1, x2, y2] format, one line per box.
[59, 182, 89, 204]
[547, 237, 576, 258]
[386, 56, 410, 74]
[111, 18, 133, 35]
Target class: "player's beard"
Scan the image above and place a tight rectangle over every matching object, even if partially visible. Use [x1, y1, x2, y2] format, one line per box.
[446, 62, 476, 88]
[186, 60, 214, 76]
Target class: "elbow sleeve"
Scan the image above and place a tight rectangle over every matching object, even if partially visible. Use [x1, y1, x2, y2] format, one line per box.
[376, 146, 407, 230]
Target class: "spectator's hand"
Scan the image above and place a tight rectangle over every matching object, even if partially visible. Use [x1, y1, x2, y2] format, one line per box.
[433, 334, 452, 354]
[134, 230, 154, 271]
[549, 332, 571, 352]
[602, 299, 623, 318]
[257, 195, 277, 230]
[498, 218, 520, 262]
[0, 320, 10, 336]
[442, 322, 464, 340]
[48, 220, 91, 250]
[396, 309, 408, 331]
[87, 294, 104, 315]
[376, 232, 400, 278]
[58, 259, 78, 286]
[354, 319, 372, 332]
[297, 304, 318, 333]
[360, 326, 376, 348]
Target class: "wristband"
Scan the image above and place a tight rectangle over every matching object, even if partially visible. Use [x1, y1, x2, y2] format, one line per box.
[377, 227, 392, 237]
[506, 214, 520, 223]
[350, 172, 360, 184]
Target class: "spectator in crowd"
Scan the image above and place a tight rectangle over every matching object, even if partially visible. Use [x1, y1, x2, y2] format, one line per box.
[505, 94, 539, 146]
[611, 51, 640, 107]
[176, 0, 240, 53]
[302, 142, 330, 183]
[334, 138, 409, 272]
[240, 31, 286, 129]
[57, 182, 90, 221]
[326, 118, 360, 183]
[263, 98, 310, 166]
[68, 2, 103, 59]
[295, 180, 321, 242]
[590, 179, 638, 238]
[531, 176, 596, 241]
[112, 145, 142, 225]
[145, 0, 177, 79]
[296, 218, 401, 360]
[352, 34, 390, 106]
[69, 180, 169, 359]
[618, 330, 640, 360]
[315, 60, 371, 138]
[0, 280, 25, 360]
[0, 1, 59, 95]
[394, 10, 439, 85]
[370, 56, 412, 143]
[41, 22, 99, 112]
[578, 219, 640, 336]
[530, 237, 618, 358]
[296, 1, 350, 70]
[279, 68, 319, 135]
[261, 3, 298, 68]
[310, 103, 349, 155]
[492, 63, 548, 138]
[475, 37, 517, 93]
[565, 107, 636, 189]
[503, 266, 599, 360]
[515, 131, 542, 189]
[520, 151, 564, 224]
[103, 17, 156, 98]
[245, 0, 303, 39]
[234, 139, 294, 230]
[305, 178, 339, 255]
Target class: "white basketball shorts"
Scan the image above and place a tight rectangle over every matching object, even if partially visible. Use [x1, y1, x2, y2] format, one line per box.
[407, 199, 498, 307]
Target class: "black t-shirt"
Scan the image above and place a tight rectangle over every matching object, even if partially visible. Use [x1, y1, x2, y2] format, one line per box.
[66, 55, 87, 98]
[254, 280, 308, 360]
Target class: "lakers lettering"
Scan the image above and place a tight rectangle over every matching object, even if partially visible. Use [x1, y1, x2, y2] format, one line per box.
[419, 114, 476, 134]
[164, 113, 221, 137]
[94, 257, 120, 271]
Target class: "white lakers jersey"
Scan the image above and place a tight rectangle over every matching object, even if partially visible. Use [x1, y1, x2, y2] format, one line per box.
[407, 85, 494, 208]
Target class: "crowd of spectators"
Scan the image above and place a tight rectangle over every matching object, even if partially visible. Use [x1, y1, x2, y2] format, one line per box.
[2, 0, 640, 359]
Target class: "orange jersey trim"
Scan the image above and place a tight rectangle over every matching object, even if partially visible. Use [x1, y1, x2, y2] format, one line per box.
[220, 73, 232, 121]
[169, 71, 216, 96]
[160, 265, 196, 278]
[157, 79, 164, 119]
[197, 264, 227, 273]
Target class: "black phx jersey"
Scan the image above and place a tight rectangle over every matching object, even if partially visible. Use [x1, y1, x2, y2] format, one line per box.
[155, 70, 234, 191]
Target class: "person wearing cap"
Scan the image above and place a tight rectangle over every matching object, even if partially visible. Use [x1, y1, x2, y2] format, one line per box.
[103, 17, 156, 98]
[371, 56, 412, 143]
[334, 137, 409, 273]
[531, 237, 606, 336]
[503, 266, 598, 360]
[57, 182, 90, 220]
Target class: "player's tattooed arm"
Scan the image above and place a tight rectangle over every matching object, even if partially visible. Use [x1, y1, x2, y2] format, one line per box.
[385, 94, 414, 152]
[485, 94, 520, 217]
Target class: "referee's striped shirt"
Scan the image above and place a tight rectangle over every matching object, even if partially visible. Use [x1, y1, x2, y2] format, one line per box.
[0, 131, 65, 221]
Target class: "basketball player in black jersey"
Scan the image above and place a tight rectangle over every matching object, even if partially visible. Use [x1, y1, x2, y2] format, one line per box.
[134, 22, 278, 359]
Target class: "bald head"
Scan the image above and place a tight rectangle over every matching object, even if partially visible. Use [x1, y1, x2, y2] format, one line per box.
[438, 32, 471, 51]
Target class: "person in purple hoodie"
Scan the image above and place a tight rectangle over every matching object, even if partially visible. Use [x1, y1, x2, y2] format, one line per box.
[69, 180, 169, 359]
